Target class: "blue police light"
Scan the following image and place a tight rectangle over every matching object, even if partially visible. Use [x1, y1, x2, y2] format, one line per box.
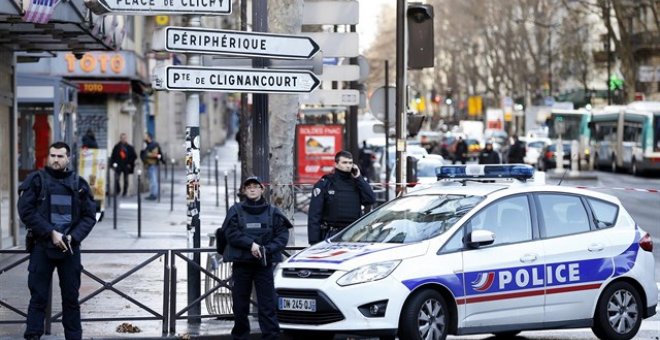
[437, 164, 535, 181]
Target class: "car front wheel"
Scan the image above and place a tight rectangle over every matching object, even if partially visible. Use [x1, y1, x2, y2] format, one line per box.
[399, 289, 449, 340]
[592, 281, 642, 340]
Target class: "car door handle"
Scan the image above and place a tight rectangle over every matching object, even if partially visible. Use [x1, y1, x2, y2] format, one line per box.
[519, 254, 538, 263]
[588, 243, 604, 252]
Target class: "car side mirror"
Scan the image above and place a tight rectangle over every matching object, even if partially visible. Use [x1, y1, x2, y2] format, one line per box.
[467, 229, 495, 248]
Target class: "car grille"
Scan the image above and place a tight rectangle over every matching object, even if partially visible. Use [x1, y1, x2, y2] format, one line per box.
[276, 289, 345, 325]
[282, 268, 335, 279]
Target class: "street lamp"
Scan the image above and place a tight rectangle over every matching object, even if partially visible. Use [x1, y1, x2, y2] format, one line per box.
[516, 19, 560, 96]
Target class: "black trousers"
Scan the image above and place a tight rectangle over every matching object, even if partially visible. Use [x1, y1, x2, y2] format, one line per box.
[25, 244, 82, 340]
[231, 262, 279, 340]
[114, 170, 129, 196]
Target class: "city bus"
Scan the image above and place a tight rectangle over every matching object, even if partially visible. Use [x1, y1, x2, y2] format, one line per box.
[546, 108, 592, 169]
[590, 101, 660, 175]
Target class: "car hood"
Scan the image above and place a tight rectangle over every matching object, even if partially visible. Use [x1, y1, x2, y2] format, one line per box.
[282, 241, 429, 270]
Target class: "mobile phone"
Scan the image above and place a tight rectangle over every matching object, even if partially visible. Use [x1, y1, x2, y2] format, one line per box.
[351, 166, 358, 176]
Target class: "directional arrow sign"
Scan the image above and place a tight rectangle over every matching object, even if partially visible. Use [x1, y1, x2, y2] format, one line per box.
[153, 66, 320, 94]
[84, 0, 231, 15]
[152, 27, 320, 59]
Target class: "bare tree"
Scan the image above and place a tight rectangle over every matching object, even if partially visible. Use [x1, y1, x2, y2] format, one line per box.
[268, 0, 303, 230]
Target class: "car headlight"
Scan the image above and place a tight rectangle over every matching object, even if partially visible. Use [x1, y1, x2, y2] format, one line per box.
[336, 260, 401, 286]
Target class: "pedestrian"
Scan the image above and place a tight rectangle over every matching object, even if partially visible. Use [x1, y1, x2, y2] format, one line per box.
[17, 141, 97, 340]
[140, 132, 161, 200]
[308, 150, 376, 244]
[357, 140, 374, 181]
[507, 135, 526, 164]
[221, 176, 292, 340]
[81, 129, 98, 149]
[110, 133, 137, 196]
[478, 142, 501, 164]
[453, 136, 468, 164]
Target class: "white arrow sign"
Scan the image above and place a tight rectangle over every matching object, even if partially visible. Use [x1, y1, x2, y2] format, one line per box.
[152, 27, 320, 59]
[84, 0, 231, 15]
[152, 66, 321, 94]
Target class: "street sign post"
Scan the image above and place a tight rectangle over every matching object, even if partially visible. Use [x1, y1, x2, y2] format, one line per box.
[84, 0, 231, 15]
[153, 27, 320, 59]
[152, 65, 321, 94]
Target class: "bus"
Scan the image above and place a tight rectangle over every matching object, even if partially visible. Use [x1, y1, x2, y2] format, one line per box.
[546, 108, 592, 169]
[590, 101, 660, 175]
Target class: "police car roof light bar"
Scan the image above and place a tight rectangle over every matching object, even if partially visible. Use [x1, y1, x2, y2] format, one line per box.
[436, 164, 535, 181]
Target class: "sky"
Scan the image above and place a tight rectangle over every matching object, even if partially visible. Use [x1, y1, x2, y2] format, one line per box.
[357, 0, 393, 52]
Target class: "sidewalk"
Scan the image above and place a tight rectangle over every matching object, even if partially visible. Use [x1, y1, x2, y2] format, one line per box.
[0, 140, 311, 340]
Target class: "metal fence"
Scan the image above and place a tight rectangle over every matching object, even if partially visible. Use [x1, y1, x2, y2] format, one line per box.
[0, 246, 303, 336]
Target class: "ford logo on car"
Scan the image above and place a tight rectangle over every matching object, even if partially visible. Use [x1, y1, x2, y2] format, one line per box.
[297, 270, 311, 278]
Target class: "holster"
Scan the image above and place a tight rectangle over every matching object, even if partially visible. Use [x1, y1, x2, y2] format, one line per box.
[25, 229, 35, 253]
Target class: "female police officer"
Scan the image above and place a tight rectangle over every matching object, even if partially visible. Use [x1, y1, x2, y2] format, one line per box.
[221, 176, 292, 340]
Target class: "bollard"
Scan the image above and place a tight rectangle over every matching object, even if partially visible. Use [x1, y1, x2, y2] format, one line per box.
[137, 169, 142, 238]
[215, 156, 219, 207]
[224, 171, 229, 214]
[208, 150, 212, 185]
[157, 154, 162, 203]
[170, 158, 175, 212]
[233, 164, 237, 203]
[164, 155, 168, 180]
[113, 163, 118, 230]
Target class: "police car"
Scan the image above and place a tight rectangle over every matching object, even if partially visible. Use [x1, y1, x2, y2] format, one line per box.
[275, 165, 657, 340]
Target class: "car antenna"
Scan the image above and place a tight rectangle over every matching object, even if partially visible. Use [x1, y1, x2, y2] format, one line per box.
[557, 168, 569, 186]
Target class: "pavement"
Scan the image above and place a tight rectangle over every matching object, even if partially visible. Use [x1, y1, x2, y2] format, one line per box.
[0, 140, 313, 340]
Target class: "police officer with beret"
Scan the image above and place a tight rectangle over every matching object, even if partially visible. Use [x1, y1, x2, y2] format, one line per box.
[308, 150, 375, 244]
[221, 176, 292, 340]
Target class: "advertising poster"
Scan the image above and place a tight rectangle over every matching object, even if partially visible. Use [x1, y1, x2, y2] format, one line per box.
[296, 124, 343, 184]
[78, 148, 107, 211]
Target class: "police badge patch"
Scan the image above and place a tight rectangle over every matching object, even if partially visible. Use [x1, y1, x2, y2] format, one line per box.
[313, 188, 321, 197]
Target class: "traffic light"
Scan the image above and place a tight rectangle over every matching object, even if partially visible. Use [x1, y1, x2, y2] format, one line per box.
[514, 96, 525, 111]
[444, 88, 453, 105]
[407, 3, 434, 69]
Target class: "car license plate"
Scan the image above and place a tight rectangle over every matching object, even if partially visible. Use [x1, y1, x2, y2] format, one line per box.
[278, 297, 316, 312]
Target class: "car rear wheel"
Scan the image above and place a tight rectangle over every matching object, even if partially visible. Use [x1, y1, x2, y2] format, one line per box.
[630, 159, 639, 176]
[591, 281, 642, 340]
[399, 289, 449, 340]
[611, 156, 617, 173]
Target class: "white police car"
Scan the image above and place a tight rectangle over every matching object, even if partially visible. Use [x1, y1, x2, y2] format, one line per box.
[275, 165, 657, 340]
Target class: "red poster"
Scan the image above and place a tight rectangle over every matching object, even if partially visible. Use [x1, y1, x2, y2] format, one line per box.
[296, 124, 343, 184]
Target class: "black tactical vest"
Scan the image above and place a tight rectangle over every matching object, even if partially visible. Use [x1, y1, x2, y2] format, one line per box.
[322, 174, 361, 226]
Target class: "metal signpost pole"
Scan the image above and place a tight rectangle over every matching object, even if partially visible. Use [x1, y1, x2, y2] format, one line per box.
[384, 60, 390, 202]
[185, 14, 202, 324]
[252, 0, 269, 188]
[395, 0, 407, 196]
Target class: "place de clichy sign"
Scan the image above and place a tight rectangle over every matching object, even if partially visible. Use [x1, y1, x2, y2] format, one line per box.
[85, 0, 231, 15]
[153, 27, 320, 59]
[153, 66, 321, 94]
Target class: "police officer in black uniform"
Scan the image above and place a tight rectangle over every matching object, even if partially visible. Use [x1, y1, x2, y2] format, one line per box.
[222, 176, 292, 340]
[308, 150, 375, 244]
[18, 142, 97, 340]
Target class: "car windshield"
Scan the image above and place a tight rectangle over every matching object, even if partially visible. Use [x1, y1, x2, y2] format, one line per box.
[335, 194, 484, 244]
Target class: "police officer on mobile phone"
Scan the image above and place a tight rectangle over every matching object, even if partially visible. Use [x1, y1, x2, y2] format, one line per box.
[221, 176, 292, 340]
[308, 150, 376, 244]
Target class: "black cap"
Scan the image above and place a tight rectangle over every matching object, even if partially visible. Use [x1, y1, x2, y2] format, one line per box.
[242, 176, 263, 189]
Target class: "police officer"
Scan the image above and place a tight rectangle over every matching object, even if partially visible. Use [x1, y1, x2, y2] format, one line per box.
[222, 176, 292, 340]
[18, 142, 97, 340]
[478, 142, 501, 164]
[308, 150, 375, 244]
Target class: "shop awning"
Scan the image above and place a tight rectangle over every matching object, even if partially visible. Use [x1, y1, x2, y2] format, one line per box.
[0, 0, 118, 52]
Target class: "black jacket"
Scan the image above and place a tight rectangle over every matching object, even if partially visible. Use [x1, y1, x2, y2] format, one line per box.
[307, 170, 375, 244]
[110, 142, 137, 173]
[478, 148, 501, 164]
[18, 167, 97, 246]
[222, 198, 292, 264]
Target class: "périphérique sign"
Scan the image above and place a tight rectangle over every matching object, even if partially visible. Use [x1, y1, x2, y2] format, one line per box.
[152, 66, 321, 94]
[84, 0, 231, 15]
[152, 27, 320, 59]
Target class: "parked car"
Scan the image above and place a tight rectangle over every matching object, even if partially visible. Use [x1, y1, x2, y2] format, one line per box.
[275, 164, 657, 340]
[521, 137, 551, 166]
[537, 141, 572, 171]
